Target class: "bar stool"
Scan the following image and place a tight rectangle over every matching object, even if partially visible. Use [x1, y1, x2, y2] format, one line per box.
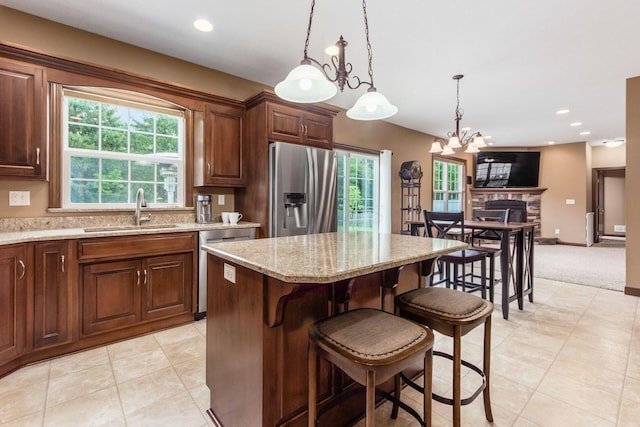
[308, 308, 434, 427]
[393, 287, 493, 427]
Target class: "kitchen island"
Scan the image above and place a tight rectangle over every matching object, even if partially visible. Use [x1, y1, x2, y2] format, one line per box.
[203, 232, 465, 427]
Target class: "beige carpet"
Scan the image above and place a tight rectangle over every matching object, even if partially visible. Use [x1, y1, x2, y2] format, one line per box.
[532, 243, 625, 291]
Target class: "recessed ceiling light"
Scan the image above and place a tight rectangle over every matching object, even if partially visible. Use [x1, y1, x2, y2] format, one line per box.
[487, 142, 494, 146]
[556, 109, 570, 115]
[580, 131, 591, 136]
[548, 141, 555, 145]
[194, 19, 213, 32]
[325, 45, 339, 56]
[569, 122, 582, 127]
[482, 135, 492, 140]
[603, 139, 625, 148]
[461, 127, 471, 132]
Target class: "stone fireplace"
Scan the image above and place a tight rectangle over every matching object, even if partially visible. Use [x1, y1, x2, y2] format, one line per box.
[469, 187, 547, 236]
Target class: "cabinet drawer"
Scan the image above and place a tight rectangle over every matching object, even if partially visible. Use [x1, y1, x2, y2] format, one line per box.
[78, 232, 196, 263]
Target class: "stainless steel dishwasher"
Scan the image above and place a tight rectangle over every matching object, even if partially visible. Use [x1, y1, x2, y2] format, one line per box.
[197, 227, 256, 319]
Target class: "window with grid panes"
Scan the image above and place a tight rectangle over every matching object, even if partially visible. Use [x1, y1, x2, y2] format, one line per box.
[61, 88, 185, 208]
[432, 158, 465, 212]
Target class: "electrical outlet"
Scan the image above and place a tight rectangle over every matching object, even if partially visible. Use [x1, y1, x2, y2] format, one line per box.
[218, 194, 225, 205]
[555, 228, 560, 235]
[223, 263, 236, 284]
[9, 191, 30, 206]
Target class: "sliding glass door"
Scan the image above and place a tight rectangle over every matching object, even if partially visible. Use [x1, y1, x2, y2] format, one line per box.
[336, 151, 380, 232]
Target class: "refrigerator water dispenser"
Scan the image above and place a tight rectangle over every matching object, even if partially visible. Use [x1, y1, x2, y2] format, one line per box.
[283, 192, 307, 229]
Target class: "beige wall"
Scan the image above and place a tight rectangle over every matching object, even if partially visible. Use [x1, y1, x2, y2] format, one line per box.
[537, 143, 589, 244]
[603, 172, 625, 236]
[592, 144, 626, 168]
[626, 77, 640, 293]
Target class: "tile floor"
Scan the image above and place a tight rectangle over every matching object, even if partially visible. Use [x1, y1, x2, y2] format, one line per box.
[0, 277, 639, 427]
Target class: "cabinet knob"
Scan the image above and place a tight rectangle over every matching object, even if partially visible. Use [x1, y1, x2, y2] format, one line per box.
[18, 260, 26, 279]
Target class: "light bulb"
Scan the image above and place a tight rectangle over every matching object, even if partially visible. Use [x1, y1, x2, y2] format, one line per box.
[299, 78, 312, 91]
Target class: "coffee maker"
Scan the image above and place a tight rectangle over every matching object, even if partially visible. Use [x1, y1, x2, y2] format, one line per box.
[196, 195, 212, 223]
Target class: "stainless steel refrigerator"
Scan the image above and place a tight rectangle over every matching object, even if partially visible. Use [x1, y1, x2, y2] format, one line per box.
[269, 141, 337, 237]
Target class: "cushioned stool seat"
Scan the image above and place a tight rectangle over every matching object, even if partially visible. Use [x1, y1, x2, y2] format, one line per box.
[394, 287, 494, 427]
[308, 308, 434, 427]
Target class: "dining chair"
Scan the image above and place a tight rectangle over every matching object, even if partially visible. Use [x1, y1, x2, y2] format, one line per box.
[423, 211, 489, 298]
[470, 209, 509, 302]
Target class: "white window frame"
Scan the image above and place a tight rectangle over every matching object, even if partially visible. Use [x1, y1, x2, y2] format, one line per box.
[60, 87, 186, 209]
[432, 157, 466, 212]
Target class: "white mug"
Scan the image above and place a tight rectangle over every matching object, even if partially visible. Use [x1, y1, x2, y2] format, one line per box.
[221, 212, 231, 224]
[228, 212, 243, 225]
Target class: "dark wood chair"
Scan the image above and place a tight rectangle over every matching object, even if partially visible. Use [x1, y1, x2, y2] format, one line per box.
[485, 199, 527, 223]
[470, 208, 509, 302]
[393, 287, 494, 427]
[424, 210, 490, 299]
[308, 308, 434, 427]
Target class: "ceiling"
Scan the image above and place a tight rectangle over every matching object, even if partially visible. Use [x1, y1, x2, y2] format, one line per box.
[2, 0, 639, 148]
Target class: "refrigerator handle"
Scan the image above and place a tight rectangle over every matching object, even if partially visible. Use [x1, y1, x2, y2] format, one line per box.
[306, 147, 315, 234]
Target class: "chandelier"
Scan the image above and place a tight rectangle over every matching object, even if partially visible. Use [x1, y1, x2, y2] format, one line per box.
[430, 74, 486, 155]
[274, 0, 398, 121]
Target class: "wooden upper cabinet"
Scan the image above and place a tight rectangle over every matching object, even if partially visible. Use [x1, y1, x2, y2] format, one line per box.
[267, 103, 332, 148]
[0, 59, 45, 179]
[194, 103, 245, 187]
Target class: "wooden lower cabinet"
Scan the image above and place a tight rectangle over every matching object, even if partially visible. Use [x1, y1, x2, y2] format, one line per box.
[80, 233, 195, 337]
[33, 241, 71, 349]
[143, 253, 192, 320]
[82, 253, 193, 335]
[82, 259, 141, 335]
[0, 245, 27, 367]
[0, 232, 197, 379]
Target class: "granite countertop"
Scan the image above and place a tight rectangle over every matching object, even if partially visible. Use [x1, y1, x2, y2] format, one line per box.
[204, 231, 467, 283]
[0, 221, 261, 245]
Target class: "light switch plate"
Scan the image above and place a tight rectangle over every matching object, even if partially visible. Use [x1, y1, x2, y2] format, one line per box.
[9, 191, 30, 206]
[218, 194, 225, 205]
[223, 263, 236, 283]
[566, 199, 576, 205]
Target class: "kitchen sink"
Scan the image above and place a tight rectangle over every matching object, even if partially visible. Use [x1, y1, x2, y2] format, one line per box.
[83, 224, 180, 233]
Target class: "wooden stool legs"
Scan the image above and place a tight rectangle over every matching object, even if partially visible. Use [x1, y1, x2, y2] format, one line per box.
[483, 315, 494, 423]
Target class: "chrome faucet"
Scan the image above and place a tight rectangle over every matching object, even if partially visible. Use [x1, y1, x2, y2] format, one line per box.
[134, 188, 151, 226]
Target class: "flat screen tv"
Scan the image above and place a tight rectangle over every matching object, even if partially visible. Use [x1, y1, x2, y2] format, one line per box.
[474, 151, 540, 188]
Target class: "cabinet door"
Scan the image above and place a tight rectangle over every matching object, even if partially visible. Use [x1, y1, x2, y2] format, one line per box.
[142, 253, 193, 320]
[303, 110, 333, 148]
[33, 242, 70, 349]
[266, 103, 333, 148]
[0, 59, 45, 179]
[202, 103, 244, 186]
[82, 260, 141, 336]
[267, 103, 304, 144]
[0, 245, 27, 365]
